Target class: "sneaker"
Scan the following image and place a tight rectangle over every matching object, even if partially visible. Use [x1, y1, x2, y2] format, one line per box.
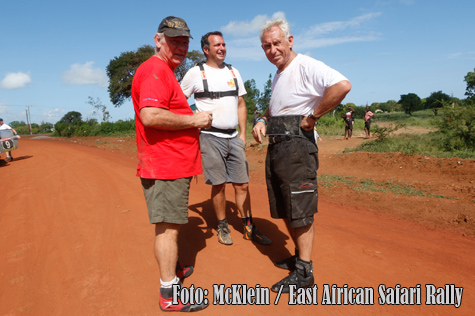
[4, 156, 12, 162]
[159, 286, 208, 312]
[274, 255, 298, 270]
[271, 259, 314, 293]
[243, 224, 272, 245]
[176, 261, 193, 280]
[217, 221, 233, 245]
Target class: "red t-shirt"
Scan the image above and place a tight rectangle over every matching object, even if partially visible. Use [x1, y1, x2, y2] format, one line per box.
[132, 57, 201, 179]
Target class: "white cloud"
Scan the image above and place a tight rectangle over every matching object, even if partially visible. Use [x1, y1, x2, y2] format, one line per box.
[447, 53, 463, 59]
[222, 11, 286, 37]
[303, 12, 382, 37]
[219, 12, 382, 61]
[297, 13, 382, 49]
[297, 34, 381, 50]
[42, 108, 67, 123]
[62, 61, 108, 88]
[447, 52, 475, 60]
[0, 71, 32, 90]
[224, 37, 264, 61]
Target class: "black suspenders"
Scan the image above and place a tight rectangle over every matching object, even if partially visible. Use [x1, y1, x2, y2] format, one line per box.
[194, 63, 239, 99]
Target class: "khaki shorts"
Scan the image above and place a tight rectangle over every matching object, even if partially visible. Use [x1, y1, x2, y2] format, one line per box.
[141, 177, 192, 224]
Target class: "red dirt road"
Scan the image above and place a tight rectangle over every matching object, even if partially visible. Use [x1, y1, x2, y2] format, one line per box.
[1, 136, 474, 315]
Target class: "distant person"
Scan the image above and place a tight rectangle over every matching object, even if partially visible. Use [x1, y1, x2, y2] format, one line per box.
[253, 107, 261, 126]
[181, 31, 271, 246]
[364, 106, 375, 138]
[313, 125, 323, 143]
[0, 118, 20, 162]
[344, 106, 355, 139]
[131, 16, 211, 312]
[253, 18, 351, 293]
[341, 112, 350, 140]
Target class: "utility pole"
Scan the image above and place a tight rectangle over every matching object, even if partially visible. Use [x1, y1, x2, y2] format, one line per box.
[28, 106, 32, 135]
[25, 106, 32, 135]
[25, 109, 31, 134]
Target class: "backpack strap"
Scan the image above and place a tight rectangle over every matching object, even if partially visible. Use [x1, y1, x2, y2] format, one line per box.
[194, 62, 239, 99]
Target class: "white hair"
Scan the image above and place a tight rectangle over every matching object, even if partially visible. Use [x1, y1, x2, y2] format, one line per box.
[154, 32, 165, 53]
[259, 18, 291, 42]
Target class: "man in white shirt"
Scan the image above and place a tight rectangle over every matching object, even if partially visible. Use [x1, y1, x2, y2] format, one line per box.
[181, 31, 271, 246]
[253, 18, 351, 292]
[0, 118, 20, 162]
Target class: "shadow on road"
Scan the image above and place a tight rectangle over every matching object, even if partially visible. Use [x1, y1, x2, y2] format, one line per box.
[1, 155, 33, 166]
[187, 199, 292, 267]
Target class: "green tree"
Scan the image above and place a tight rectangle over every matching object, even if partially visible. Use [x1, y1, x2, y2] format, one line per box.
[425, 91, 451, 115]
[9, 121, 25, 129]
[88, 96, 111, 122]
[398, 93, 422, 115]
[30, 123, 40, 134]
[386, 100, 398, 112]
[331, 103, 345, 117]
[53, 111, 83, 137]
[243, 79, 260, 120]
[352, 105, 366, 119]
[106, 46, 204, 107]
[106, 45, 154, 107]
[370, 102, 380, 110]
[258, 74, 273, 113]
[464, 68, 475, 99]
[376, 100, 397, 112]
[59, 111, 83, 124]
[39, 122, 54, 134]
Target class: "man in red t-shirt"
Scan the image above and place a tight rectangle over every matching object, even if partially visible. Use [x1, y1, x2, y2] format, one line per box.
[131, 16, 212, 312]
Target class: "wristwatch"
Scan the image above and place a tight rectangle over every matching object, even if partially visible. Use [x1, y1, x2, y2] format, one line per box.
[307, 113, 319, 121]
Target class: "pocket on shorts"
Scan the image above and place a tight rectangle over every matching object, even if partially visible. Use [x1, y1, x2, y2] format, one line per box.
[304, 141, 319, 176]
[289, 179, 318, 219]
[233, 136, 246, 150]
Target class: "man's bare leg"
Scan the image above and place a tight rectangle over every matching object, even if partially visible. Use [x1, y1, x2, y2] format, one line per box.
[232, 183, 250, 217]
[154, 222, 180, 282]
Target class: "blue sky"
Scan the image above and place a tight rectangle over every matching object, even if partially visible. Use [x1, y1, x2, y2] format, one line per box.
[1, 0, 474, 125]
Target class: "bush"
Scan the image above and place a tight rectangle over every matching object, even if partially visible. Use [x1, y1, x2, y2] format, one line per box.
[437, 103, 475, 151]
[371, 123, 406, 142]
[316, 114, 347, 136]
[376, 110, 437, 128]
[52, 118, 135, 137]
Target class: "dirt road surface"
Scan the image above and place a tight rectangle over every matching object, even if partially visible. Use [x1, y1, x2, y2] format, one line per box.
[1, 135, 474, 315]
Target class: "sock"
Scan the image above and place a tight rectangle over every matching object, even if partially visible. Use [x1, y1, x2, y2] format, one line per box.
[296, 257, 313, 277]
[242, 216, 253, 226]
[160, 276, 180, 289]
[218, 218, 228, 226]
[297, 257, 311, 265]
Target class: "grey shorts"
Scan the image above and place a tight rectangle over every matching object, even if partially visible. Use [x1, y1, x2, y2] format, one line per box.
[199, 133, 249, 185]
[141, 177, 192, 224]
[265, 136, 319, 228]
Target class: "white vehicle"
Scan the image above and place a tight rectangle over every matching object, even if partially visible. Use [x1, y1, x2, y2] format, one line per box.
[0, 129, 19, 160]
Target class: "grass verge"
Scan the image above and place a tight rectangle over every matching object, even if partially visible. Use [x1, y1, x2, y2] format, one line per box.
[345, 132, 475, 159]
[318, 174, 454, 199]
